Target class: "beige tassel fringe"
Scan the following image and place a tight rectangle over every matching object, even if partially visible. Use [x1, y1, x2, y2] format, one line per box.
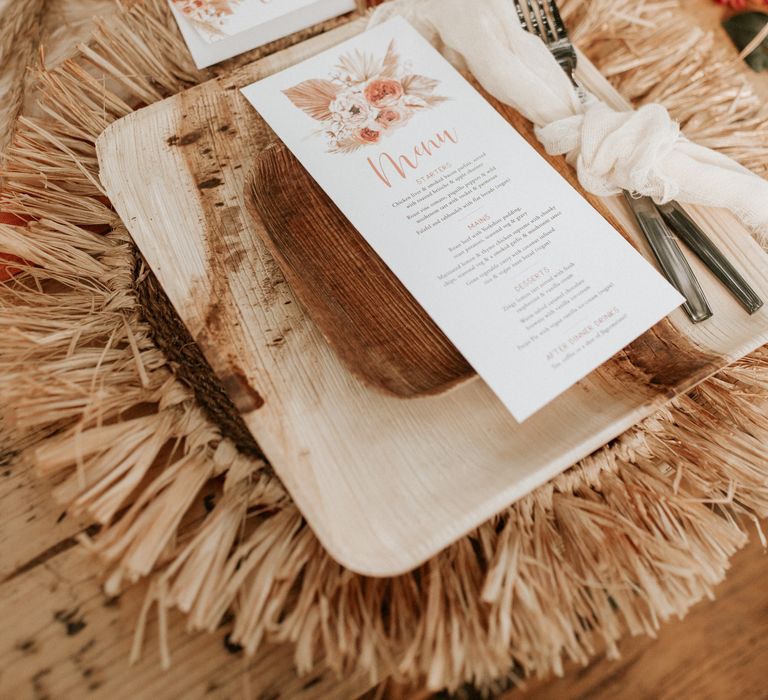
[1, 0, 768, 691]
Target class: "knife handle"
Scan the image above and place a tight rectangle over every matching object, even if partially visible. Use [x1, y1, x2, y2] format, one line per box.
[622, 192, 713, 323]
[658, 201, 764, 315]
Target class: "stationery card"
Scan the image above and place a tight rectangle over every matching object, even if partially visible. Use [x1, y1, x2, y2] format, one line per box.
[170, 0, 358, 68]
[241, 17, 684, 421]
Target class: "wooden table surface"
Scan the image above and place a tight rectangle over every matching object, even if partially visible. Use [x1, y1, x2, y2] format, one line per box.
[3, 1, 768, 698]
[378, 538, 768, 699]
[513, 537, 768, 700]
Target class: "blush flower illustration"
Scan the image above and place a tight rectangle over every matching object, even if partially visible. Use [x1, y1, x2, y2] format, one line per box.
[376, 107, 407, 129]
[330, 92, 372, 127]
[282, 40, 448, 153]
[364, 78, 405, 107]
[357, 127, 383, 144]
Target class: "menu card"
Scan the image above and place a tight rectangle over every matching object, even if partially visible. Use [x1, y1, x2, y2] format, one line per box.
[169, 0, 357, 68]
[241, 17, 683, 421]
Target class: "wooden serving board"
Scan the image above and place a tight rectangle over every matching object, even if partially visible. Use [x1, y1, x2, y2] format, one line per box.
[97, 18, 768, 576]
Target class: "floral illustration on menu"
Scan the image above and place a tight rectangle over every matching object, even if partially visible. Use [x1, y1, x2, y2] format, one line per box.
[283, 40, 449, 153]
[172, 0, 243, 33]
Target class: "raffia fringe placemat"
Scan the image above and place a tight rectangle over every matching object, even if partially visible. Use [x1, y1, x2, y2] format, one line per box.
[2, 0, 768, 691]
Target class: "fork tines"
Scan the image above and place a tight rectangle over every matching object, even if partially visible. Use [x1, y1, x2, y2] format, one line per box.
[512, 0, 568, 42]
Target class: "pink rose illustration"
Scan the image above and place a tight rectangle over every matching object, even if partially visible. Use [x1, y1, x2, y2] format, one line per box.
[357, 127, 382, 144]
[364, 79, 405, 108]
[376, 108, 407, 130]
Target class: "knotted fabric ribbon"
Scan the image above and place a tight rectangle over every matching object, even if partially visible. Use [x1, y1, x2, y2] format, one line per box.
[369, 0, 768, 235]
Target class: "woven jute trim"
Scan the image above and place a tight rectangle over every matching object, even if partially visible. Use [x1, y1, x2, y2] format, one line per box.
[133, 256, 263, 457]
[1, 0, 768, 691]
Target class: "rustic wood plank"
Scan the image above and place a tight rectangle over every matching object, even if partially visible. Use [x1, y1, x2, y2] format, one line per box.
[0, 456, 91, 580]
[96, 19, 768, 577]
[0, 543, 376, 700]
[0, 465, 374, 698]
[510, 536, 768, 700]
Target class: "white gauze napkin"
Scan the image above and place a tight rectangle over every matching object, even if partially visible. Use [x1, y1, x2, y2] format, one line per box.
[369, 0, 768, 235]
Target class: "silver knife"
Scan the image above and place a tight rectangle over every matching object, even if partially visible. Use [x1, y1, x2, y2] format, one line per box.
[657, 201, 764, 315]
[623, 193, 713, 323]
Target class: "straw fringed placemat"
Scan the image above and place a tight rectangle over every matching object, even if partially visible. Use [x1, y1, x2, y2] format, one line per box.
[2, 0, 768, 691]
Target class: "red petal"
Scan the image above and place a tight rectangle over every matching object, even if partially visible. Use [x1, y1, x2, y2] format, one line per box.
[0, 253, 27, 281]
[0, 212, 29, 226]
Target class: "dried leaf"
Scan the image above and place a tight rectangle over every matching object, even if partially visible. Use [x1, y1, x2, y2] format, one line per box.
[421, 95, 450, 107]
[401, 74, 440, 97]
[331, 137, 363, 154]
[336, 49, 380, 83]
[380, 40, 399, 78]
[282, 79, 340, 121]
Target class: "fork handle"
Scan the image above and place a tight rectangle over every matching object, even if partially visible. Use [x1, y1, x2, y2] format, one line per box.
[622, 193, 713, 323]
[657, 201, 764, 315]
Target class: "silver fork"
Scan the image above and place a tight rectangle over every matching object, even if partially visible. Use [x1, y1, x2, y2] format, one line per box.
[512, 0, 723, 323]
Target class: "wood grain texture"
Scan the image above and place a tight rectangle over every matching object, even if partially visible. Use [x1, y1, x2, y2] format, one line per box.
[0, 450, 374, 700]
[248, 143, 473, 397]
[0, 450, 92, 580]
[512, 538, 768, 700]
[0, 515, 375, 700]
[96, 19, 768, 577]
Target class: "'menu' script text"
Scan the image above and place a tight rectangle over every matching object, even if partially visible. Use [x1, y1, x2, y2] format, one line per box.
[367, 129, 460, 188]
